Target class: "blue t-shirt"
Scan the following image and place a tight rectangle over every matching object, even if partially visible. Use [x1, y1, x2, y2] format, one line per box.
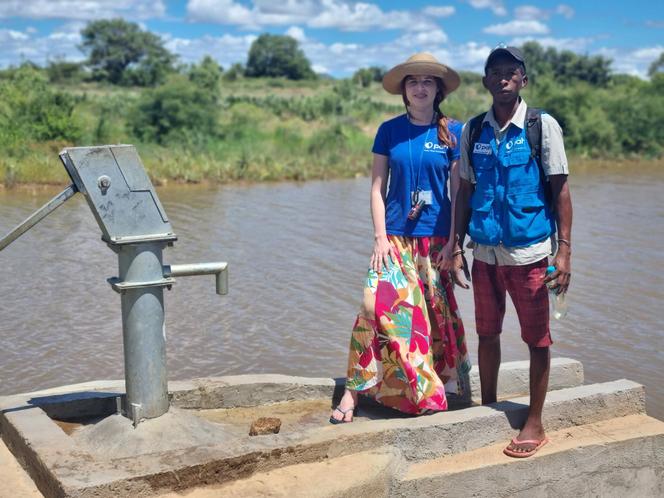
[372, 114, 462, 237]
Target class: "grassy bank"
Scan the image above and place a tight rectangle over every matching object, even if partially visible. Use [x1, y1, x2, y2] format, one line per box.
[1, 70, 662, 187]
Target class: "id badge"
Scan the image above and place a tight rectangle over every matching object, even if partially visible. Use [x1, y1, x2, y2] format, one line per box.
[411, 190, 432, 205]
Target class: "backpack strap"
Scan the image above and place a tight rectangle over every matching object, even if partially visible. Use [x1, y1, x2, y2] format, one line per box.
[525, 107, 543, 166]
[525, 107, 553, 206]
[467, 112, 487, 171]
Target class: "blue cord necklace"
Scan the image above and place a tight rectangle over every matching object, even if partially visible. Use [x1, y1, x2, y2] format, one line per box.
[407, 112, 436, 216]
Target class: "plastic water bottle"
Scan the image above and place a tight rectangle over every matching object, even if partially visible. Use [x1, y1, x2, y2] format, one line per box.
[546, 265, 568, 320]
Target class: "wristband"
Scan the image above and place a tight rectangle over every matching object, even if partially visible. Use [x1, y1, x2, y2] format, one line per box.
[557, 238, 571, 248]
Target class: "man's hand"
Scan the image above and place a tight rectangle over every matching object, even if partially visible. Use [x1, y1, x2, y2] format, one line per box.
[450, 252, 471, 289]
[544, 243, 571, 294]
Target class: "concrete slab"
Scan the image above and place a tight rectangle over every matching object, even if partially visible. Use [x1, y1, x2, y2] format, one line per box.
[0, 376, 645, 498]
[0, 437, 42, 498]
[400, 414, 664, 497]
[190, 414, 664, 498]
[3, 358, 584, 412]
[469, 357, 584, 401]
[157, 448, 402, 498]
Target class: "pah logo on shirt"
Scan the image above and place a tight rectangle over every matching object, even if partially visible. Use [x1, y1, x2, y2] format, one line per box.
[424, 141, 448, 152]
[473, 142, 492, 155]
[505, 136, 525, 150]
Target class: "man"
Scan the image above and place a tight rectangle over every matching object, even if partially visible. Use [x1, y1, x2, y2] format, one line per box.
[453, 45, 573, 457]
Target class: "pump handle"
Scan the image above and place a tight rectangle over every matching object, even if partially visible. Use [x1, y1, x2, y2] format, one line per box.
[0, 184, 78, 252]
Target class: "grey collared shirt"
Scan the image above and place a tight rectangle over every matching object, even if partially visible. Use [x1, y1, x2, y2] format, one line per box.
[459, 99, 569, 266]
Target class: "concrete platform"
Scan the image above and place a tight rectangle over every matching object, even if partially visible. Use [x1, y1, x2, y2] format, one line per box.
[0, 358, 658, 498]
[178, 414, 664, 498]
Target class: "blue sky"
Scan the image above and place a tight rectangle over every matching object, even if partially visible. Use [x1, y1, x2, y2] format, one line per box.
[0, 0, 662, 77]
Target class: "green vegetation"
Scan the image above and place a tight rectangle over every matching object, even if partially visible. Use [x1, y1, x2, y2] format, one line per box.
[245, 34, 315, 80]
[0, 21, 663, 187]
[80, 18, 176, 86]
[352, 66, 386, 87]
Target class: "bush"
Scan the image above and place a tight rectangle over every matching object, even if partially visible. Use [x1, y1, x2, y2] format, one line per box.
[0, 65, 81, 150]
[129, 74, 219, 144]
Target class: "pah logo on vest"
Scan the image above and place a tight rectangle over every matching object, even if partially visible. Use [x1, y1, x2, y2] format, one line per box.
[505, 136, 525, 151]
[424, 141, 448, 153]
[473, 143, 492, 155]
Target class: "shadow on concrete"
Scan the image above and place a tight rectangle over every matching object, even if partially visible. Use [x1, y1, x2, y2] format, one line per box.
[26, 391, 123, 422]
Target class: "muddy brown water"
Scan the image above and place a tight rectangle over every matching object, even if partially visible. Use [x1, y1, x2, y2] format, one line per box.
[1, 167, 663, 420]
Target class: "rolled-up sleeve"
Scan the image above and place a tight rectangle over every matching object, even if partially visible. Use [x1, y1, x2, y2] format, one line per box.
[541, 113, 569, 177]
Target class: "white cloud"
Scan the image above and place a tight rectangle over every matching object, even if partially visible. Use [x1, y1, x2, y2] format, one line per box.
[422, 6, 455, 18]
[467, 0, 507, 17]
[164, 33, 257, 67]
[0, 0, 166, 20]
[286, 26, 306, 42]
[484, 20, 550, 36]
[187, 0, 258, 29]
[555, 4, 575, 19]
[0, 26, 85, 67]
[596, 45, 664, 78]
[509, 36, 594, 53]
[515, 6, 548, 21]
[311, 63, 328, 74]
[395, 29, 448, 48]
[0, 29, 30, 42]
[308, 1, 437, 32]
[187, 0, 438, 32]
[515, 4, 574, 21]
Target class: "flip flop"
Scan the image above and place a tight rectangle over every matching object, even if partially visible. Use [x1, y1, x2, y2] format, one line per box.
[503, 436, 549, 458]
[329, 406, 354, 425]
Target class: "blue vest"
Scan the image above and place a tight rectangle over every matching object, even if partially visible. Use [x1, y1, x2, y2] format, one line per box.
[468, 122, 555, 247]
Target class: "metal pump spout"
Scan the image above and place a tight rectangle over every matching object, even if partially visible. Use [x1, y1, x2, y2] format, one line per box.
[163, 262, 229, 295]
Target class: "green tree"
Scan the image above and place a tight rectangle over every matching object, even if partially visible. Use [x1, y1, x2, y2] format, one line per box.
[80, 18, 176, 86]
[520, 41, 611, 86]
[352, 66, 385, 87]
[188, 56, 222, 91]
[245, 34, 315, 80]
[648, 51, 664, 77]
[223, 62, 244, 81]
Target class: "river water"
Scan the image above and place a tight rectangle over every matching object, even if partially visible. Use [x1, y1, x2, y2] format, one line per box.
[1, 169, 663, 420]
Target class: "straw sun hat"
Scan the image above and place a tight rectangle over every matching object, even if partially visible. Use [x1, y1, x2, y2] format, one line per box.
[382, 52, 460, 96]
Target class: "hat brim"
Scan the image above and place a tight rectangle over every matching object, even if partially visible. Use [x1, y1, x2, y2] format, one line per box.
[382, 61, 460, 96]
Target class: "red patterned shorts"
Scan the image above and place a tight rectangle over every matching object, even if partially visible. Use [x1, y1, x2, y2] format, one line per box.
[471, 258, 552, 347]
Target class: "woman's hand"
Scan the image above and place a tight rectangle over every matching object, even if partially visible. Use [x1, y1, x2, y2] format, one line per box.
[371, 235, 397, 273]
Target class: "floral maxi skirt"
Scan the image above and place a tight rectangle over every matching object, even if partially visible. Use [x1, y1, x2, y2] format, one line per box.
[345, 235, 471, 414]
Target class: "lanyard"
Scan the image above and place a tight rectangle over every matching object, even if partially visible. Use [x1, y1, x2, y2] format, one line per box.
[407, 114, 435, 203]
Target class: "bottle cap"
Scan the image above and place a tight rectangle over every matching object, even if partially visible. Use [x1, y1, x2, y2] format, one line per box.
[546, 265, 556, 275]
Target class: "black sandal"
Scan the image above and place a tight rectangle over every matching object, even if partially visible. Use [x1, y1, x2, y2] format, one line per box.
[329, 406, 354, 424]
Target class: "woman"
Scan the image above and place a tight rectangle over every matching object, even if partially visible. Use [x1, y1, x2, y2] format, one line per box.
[330, 53, 470, 423]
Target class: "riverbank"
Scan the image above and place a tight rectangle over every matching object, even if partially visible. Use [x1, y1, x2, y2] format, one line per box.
[2, 69, 662, 188]
[1, 153, 662, 189]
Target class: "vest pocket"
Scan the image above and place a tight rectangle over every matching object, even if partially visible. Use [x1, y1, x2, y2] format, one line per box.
[469, 193, 499, 243]
[505, 192, 550, 244]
